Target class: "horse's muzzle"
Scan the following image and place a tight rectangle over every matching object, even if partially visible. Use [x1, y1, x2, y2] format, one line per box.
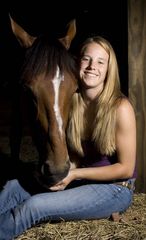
[35, 159, 70, 188]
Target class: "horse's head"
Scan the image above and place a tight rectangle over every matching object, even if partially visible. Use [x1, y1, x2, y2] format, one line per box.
[10, 15, 78, 187]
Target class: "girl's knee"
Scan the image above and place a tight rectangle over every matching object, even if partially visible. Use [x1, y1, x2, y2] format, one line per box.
[5, 179, 19, 190]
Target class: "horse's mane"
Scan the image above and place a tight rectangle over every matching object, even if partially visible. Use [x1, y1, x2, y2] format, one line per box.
[20, 35, 78, 84]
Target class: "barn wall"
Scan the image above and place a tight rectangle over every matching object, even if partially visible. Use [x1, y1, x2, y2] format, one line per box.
[128, 0, 146, 192]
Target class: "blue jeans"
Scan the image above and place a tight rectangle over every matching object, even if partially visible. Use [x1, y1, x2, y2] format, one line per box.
[0, 179, 134, 240]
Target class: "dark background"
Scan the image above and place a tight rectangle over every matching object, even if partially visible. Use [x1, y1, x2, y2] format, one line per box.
[0, 0, 128, 181]
[0, 0, 128, 98]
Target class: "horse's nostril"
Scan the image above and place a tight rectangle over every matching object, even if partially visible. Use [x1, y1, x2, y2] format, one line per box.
[42, 159, 70, 177]
[66, 159, 71, 170]
[41, 165, 45, 176]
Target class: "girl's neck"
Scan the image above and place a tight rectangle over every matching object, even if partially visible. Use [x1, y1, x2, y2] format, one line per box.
[81, 88, 101, 105]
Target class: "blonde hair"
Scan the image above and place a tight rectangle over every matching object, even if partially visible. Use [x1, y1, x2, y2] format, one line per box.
[67, 36, 124, 156]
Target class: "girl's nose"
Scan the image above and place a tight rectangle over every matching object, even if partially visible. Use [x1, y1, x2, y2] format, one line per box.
[88, 59, 96, 70]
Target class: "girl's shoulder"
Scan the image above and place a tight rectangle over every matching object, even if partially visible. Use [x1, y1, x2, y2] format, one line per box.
[116, 97, 136, 127]
[116, 97, 135, 114]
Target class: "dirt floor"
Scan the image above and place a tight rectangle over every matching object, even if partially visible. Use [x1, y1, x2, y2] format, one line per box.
[0, 136, 146, 240]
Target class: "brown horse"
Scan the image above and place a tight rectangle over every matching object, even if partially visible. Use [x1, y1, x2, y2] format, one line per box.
[9, 16, 78, 189]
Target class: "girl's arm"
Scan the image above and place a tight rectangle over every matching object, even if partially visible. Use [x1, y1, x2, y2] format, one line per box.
[50, 98, 136, 191]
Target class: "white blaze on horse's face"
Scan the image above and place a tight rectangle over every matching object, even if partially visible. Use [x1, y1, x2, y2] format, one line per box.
[52, 66, 64, 137]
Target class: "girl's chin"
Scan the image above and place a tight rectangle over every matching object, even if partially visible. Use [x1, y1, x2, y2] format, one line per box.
[81, 81, 95, 88]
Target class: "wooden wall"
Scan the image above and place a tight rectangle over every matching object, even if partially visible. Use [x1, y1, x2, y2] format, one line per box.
[128, 0, 146, 192]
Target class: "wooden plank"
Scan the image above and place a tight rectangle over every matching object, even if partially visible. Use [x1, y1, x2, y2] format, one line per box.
[128, 0, 146, 192]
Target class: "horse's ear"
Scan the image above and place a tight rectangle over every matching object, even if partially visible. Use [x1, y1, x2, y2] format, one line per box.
[59, 19, 76, 50]
[9, 14, 37, 48]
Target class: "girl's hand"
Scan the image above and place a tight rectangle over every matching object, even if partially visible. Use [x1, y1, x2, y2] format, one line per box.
[49, 169, 76, 191]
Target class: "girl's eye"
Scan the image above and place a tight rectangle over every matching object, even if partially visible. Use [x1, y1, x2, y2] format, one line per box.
[81, 56, 90, 61]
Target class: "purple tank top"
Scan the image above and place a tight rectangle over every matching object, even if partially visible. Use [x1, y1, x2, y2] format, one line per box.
[81, 140, 137, 179]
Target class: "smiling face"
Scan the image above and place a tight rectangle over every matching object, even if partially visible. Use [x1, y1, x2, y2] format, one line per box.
[79, 42, 109, 94]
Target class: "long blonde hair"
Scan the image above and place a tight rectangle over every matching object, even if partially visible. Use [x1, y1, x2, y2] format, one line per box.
[67, 36, 124, 156]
